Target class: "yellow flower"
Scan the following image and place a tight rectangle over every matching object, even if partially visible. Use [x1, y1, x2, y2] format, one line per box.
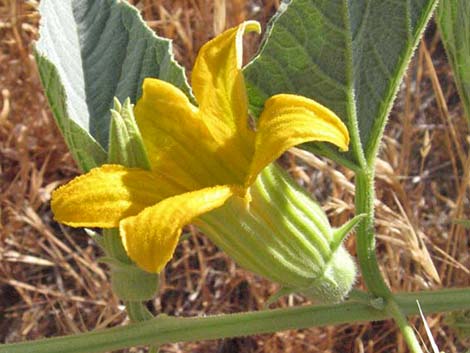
[52, 21, 349, 274]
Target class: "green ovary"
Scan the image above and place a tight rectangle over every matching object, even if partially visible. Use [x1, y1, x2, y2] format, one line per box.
[199, 164, 357, 303]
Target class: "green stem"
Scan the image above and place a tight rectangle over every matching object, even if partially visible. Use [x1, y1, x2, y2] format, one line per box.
[355, 169, 391, 298]
[2, 288, 469, 353]
[386, 299, 424, 353]
[355, 168, 426, 353]
[124, 302, 159, 353]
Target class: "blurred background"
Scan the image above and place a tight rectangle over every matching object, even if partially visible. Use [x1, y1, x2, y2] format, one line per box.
[1, 0, 469, 352]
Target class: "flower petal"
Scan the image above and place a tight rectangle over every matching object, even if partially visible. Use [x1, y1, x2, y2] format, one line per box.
[191, 21, 259, 151]
[52, 165, 177, 228]
[135, 78, 223, 189]
[120, 185, 235, 273]
[246, 94, 350, 185]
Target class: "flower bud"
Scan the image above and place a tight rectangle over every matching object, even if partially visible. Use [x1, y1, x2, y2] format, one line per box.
[97, 98, 158, 301]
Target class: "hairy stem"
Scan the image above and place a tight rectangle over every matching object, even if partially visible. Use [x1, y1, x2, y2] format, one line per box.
[354, 169, 391, 298]
[386, 299, 425, 353]
[1, 289, 469, 353]
[355, 168, 426, 353]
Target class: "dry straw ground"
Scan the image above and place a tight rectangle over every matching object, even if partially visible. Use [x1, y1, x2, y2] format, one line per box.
[1, 1, 469, 352]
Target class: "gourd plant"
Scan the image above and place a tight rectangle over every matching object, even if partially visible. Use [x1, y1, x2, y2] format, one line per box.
[2, 1, 470, 353]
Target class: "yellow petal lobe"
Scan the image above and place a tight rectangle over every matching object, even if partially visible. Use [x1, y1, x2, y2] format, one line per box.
[191, 21, 260, 149]
[51, 165, 169, 228]
[246, 94, 350, 186]
[120, 185, 235, 273]
[134, 78, 221, 189]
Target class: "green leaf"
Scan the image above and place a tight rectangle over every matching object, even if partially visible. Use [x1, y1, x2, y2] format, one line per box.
[34, 52, 108, 171]
[245, 0, 437, 169]
[34, 0, 190, 171]
[437, 0, 470, 121]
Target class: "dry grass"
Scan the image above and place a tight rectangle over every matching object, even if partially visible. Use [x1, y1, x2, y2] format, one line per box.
[0, 1, 469, 352]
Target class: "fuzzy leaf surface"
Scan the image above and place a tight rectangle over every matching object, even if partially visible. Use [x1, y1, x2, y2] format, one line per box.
[35, 0, 190, 171]
[245, 0, 437, 169]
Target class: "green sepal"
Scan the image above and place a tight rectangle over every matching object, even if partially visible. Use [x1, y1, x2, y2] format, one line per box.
[100, 257, 159, 302]
[86, 228, 127, 262]
[98, 228, 132, 264]
[331, 214, 366, 252]
[108, 97, 151, 170]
